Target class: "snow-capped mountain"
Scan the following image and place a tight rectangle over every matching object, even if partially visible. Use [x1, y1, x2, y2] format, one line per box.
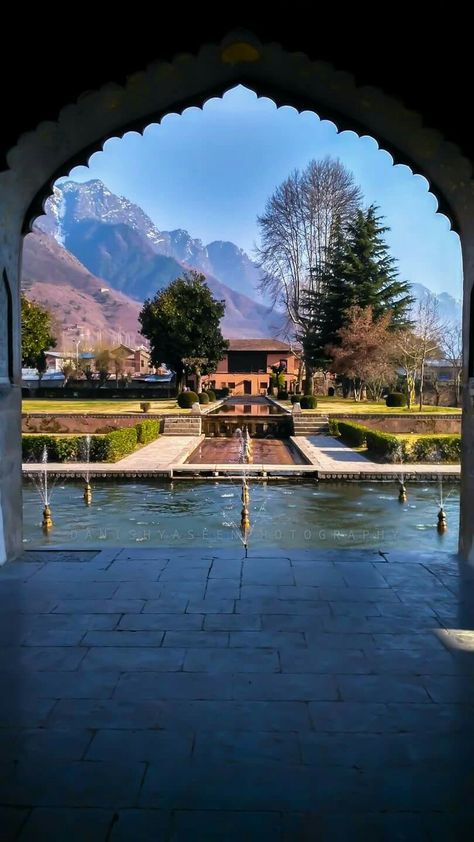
[409, 282, 462, 328]
[34, 180, 283, 338]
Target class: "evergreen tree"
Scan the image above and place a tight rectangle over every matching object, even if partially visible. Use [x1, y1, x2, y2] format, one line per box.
[303, 205, 414, 372]
[340, 205, 414, 326]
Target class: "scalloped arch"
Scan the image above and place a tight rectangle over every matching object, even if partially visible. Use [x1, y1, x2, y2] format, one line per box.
[4, 32, 474, 235]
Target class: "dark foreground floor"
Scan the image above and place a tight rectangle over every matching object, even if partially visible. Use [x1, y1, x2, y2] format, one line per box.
[1, 546, 474, 840]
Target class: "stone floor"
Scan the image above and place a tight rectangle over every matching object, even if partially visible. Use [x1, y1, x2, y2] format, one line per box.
[1, 546, 474, 840]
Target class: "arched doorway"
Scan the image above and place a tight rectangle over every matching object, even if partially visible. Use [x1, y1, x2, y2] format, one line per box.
[1, 32, 472, 561]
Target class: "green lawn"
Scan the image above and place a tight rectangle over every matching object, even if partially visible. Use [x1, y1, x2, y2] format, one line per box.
[279, 398, 461, 415]
[22, 399, 188, 415]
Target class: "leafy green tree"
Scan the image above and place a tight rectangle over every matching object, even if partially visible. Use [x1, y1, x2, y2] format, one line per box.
[139, 271, 228, 391]
[21, 294, 56, 368]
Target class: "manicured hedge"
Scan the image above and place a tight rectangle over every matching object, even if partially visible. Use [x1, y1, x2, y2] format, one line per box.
[206, 390, 216, 402]
[177, 391, 199, 408]
[365, 429, 408, 462]
[291, 394, 303, 404]
[386, 392, 408, 407]
[198, 392, 209, 404]
[135, 419, 160, 444]
[411, 435, 461, 463]
[336, 421, 368, 446]
[23, 426, 140, 463]
[278, 390, 289, 400]
[22, 435, 82, 462]
[91, 427, 138, 461]
[328, 419, 340, 436]
[300, 395, 318, 409]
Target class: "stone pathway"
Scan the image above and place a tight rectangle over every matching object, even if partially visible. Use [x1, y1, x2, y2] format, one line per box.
[23, 436, 202, 476]
[295, 435, 461, 477]
[1, 546, 474, 837]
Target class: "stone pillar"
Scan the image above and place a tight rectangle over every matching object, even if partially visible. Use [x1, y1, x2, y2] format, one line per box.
[460, 222, 474, 561]
[0, 214, 23, 562]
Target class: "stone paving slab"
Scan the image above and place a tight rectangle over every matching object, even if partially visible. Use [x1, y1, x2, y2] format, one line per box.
[295, 435, 461, 477]
[1, 546, 474, 838]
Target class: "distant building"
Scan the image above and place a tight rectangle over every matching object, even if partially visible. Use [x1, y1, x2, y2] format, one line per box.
[21, 368, 65, 389]
[43, 345, 153, 377]
[189, 339, 299, 396]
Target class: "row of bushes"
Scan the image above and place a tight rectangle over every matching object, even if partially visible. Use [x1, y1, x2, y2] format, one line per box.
[331, 419, 461, 463]
[177, 390, 217, 408]
[290, 394, 318, 408]
[23, 420, 162, 463]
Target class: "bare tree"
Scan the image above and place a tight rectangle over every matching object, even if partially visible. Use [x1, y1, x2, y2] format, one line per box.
[256, 157, 362, 393]
[441, 323, 463, 406]
[393, 294, 445, 409]
[327, 306, 394, 401]
[393, 330, 420, 409]
[413, 294, 445, 410]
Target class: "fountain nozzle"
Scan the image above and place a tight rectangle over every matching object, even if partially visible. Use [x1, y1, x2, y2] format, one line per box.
[42, 504, 53, 532]
[437, 507, 448, 533]
[398, 483, 407, 503]
[84, 482, 93, 506]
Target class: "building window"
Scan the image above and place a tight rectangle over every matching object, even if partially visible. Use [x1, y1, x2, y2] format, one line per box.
[228, 382, 236, 389]
[260, 381, 268, 389]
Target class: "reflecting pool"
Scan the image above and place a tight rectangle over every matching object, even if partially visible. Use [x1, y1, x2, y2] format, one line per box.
[186, 438, 306, 464]
[22, 480, 459, 552]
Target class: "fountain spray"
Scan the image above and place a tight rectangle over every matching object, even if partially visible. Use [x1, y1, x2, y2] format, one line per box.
[240, 477, 250, 557]
[36, 446, 53, 532]
[437, 475, 448, 533]
[397, 450, 407, 503]
[82, 435, 93, 505]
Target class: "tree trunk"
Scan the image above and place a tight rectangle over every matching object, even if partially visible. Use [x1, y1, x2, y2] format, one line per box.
[455, 373, 461, 407]
[419, 362, 424, 411]
[195, 372, 202, 394]
[296, 360, 303, 393]
[304, 361, 314, 395]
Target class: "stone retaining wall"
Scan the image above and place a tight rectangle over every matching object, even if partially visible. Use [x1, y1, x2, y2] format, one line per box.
[334, 414, 461, 434]
[22, 414, 164, 434]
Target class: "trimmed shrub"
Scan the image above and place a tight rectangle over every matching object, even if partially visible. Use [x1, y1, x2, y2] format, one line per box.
[337, 421, 368, 447]
[23, 428, 141, 464]
[291, 394, 303, 404]
[96, 427, 138, 461]
[198, 392, 210, 404]
[177, 391, 199, 408]
[220, 387, 230, 398]
[140, 401, 151, 413]
[411, 435, 461, 463]
[386, 392, 407, 408]
[206, 390, 216, 402]
[328, 419, 340, 436]
[327, 386, 335, 397]
[89, 436, 109, 462]
[365, 429, 408, 462]
[300, 395, 318, 409]
[278, 390, 289, 400]
[135, 420, 160, 444]
[23, 435, 87, 462]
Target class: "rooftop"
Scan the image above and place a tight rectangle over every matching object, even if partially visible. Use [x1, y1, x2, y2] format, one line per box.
[225, 339, 293, 352]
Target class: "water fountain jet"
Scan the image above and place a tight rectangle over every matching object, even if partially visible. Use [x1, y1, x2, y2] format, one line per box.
[82, 435, 93, 505]
[437, 474, 448, 533]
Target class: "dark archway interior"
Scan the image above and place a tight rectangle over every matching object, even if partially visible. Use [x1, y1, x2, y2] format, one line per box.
[2, 13, 473, 169]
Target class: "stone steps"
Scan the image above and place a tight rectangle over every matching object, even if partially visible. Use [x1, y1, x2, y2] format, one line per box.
[292, 415, 330, 436]
[163, 417, 202, 436]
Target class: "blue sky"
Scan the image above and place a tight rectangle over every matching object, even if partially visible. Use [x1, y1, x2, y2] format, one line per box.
[68, 85, 462, 299]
